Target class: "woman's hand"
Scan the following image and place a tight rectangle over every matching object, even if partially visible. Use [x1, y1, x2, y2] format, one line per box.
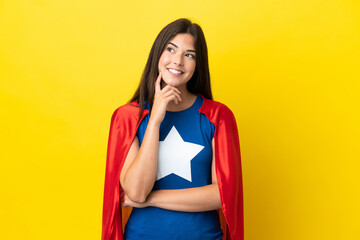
[149, 72, 182, 125]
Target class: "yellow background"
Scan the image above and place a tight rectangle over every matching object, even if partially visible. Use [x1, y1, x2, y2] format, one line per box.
[1, 0, 359, 239]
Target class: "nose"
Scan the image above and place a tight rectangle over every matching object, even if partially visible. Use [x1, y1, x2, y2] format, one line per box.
[173, 53, 184, 66]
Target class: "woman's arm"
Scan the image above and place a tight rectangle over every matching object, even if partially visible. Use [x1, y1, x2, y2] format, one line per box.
[147, 183, 221, 212]
[120, 124, 159, 203]
[120, 72, 182, 203]
[123, 139, 222, 211]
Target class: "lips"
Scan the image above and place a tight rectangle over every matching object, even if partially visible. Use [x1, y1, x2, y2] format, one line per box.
[167, 68, 184, 74]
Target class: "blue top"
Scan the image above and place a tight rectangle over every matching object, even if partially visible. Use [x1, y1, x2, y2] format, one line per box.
[124, 95, 223, 240]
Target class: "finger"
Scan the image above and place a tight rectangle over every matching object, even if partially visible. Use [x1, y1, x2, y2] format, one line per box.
[165, 94, 181, 105]
[163, 89, 182, 102]
[170, 90, 182, 102]
[161, 84, 181, 95]
[155, 72, 162, 93]
[165, 95, 178, 104]
[172, 95, 179, 104]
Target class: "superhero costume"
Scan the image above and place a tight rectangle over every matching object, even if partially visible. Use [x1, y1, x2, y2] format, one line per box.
[125, 95, 222, 239]
[102, 95, 243, 240]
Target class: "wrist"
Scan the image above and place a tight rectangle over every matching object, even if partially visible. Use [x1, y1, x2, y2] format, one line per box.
[148, 117, 161, 128]
[147, 191, 158, 207]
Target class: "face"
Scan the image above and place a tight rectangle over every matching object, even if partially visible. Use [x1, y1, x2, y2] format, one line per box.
[158, 33, 196, 89]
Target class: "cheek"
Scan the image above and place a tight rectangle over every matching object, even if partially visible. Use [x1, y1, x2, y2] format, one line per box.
[158, 54, 170, 69]
[188, 62, 196, 74]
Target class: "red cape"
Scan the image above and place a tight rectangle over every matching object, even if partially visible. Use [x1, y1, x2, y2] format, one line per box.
[102, 96, 243, 240]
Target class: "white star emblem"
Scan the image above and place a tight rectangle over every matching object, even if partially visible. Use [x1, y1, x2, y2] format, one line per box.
[157, 126, 204, 182]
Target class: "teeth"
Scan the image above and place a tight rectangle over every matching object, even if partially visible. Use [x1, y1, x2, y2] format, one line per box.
[168, 68, 182, 74]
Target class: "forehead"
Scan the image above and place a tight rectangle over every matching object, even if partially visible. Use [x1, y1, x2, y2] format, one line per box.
[169, 33, 195, 49]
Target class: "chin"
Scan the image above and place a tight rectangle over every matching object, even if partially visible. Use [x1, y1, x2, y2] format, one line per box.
[163, 79, 186, 88]
[162, 77, 179, 86]
[162, 75, 191, 87]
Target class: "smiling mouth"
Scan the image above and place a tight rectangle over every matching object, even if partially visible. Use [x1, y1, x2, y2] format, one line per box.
[167, 68, 184, 74]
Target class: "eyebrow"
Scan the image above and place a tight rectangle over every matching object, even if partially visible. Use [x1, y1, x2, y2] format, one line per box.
[169, 42, 196, 53]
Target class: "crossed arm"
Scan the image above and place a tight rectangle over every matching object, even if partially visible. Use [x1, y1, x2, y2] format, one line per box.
[120, 136, 221, 212]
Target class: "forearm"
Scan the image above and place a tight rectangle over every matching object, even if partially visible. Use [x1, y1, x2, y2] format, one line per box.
[147, 184, 221, 212]
[122, 120, 160, 202]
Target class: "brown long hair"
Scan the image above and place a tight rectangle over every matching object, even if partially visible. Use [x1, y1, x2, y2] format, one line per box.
[130, 18, 213, 120]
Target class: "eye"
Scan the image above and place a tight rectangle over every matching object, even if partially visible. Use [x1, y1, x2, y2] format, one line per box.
[167, 47, 175, 53]
[185, 53, 195, 59]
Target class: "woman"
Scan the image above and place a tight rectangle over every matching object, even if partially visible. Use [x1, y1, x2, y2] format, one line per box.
[102, 18, 243, 240]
